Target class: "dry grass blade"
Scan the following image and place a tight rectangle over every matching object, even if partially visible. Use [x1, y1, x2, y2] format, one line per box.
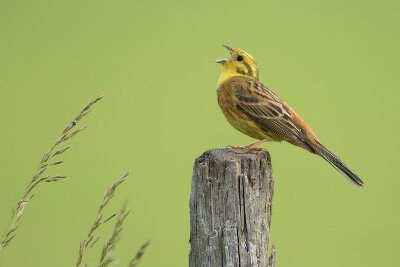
[268, 245, 276, 267]
[0, 96, 104, 252]
[99, 202, 130, 267]
[76, 171, 130, 267]
[128, 241, 150, 267]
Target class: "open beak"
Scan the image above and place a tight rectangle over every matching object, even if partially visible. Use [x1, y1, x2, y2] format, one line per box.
[215, 45, 233, 64]
[215, 58, 228, 64]
[223, 45, 233, 53]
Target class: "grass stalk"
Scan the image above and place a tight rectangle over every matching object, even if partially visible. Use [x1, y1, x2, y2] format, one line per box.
[0, 96, 103, 251]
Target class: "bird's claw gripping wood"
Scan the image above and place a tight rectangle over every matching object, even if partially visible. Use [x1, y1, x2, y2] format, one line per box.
[228, 146, 263, 154]
[228, 139, 267, 154]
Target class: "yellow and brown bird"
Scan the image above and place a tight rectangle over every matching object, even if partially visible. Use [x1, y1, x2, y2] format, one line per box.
[216, 45, 363, 187]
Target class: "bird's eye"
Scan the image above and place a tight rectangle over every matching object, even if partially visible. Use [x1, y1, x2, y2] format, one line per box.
[237, 55, 244, 62]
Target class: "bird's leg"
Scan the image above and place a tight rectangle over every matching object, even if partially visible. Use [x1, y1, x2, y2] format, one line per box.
[228, 139, 268, 154]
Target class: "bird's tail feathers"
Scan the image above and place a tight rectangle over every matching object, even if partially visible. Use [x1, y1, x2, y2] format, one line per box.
[311, 141, 364, 187]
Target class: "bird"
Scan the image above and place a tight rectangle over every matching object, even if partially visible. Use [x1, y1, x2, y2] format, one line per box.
[215, 45, 364, 187]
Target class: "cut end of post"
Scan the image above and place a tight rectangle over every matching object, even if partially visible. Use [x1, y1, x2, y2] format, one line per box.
[195, 148, 271, 164]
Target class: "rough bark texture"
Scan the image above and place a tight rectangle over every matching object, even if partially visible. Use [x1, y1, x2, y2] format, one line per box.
[189, 148, 275, 267]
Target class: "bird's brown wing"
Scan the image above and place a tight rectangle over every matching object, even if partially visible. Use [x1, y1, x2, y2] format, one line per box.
[226, 77, 363, 186]
[232, 78, 316, 153]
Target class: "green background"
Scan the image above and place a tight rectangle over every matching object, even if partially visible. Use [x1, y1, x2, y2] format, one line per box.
[0, 0, 398, 266]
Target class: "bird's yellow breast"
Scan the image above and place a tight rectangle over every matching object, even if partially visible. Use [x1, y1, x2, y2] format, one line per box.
[217, 78, 279, 141]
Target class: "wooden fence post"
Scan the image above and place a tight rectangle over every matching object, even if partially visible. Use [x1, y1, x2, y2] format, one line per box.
[189, 148, 276, 267]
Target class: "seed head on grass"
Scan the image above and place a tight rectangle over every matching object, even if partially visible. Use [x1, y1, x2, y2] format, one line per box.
[99, 202, 130, 267]
[128, 240, 150, 267]
[76, 170, 149, 267]
[76, 171, 130, 267]
[0, 96, 104, 251]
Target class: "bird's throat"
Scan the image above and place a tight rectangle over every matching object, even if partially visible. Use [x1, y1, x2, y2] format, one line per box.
[217, 66, 247, 87]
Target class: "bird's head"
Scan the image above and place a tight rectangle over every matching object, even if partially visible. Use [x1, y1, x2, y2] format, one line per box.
[216, 45, 259, 85]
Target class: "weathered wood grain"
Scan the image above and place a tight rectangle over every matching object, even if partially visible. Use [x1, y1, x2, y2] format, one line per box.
[189, 148, 275, 267]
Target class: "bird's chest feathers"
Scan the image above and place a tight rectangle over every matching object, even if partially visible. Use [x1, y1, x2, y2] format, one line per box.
[217, 82, 265, 139]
